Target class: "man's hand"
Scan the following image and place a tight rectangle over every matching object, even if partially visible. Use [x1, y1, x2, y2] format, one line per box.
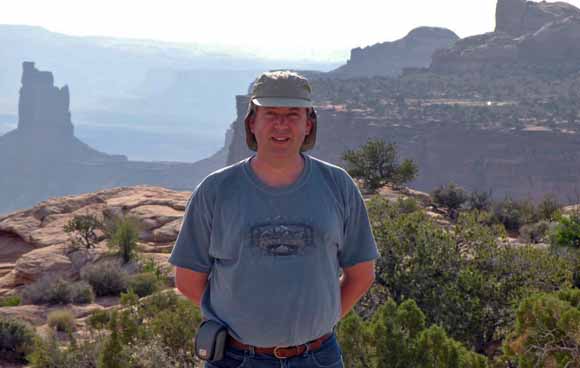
[339, 260, 375, 318]
[175, 266, 209, 307]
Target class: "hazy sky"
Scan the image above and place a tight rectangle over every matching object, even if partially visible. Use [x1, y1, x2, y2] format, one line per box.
[2, 0, 580, 60]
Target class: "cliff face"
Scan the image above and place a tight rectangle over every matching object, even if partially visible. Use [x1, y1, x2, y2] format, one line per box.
[330, 27, 459, 78]
[226, 98, 580, 204]
[495, 0, 580, 36]
[0, 63, 224, 215]
[18, 62, 73, 137]
[431, 0, 580, 76]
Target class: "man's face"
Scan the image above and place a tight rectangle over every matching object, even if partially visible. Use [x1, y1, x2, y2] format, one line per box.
[249, 106, 312, 159]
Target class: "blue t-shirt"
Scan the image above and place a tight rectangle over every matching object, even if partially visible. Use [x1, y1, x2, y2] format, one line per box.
[169, 154, 379, 347]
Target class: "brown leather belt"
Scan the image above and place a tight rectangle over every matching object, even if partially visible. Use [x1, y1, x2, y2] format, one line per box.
[228, 333, 332, 359]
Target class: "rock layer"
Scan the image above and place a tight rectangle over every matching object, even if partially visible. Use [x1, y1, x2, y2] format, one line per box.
[431, 0, 580, 76]
[331, 27, 459, 78]
[0, 186, 188, 295]
[495, 0, 580, 36]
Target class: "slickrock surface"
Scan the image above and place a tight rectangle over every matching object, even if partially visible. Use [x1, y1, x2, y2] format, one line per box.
[0, 185, 189, 296]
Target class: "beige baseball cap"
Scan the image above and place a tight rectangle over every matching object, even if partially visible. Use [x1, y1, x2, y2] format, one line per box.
[251, 71, 313, 107]
[244, 71, 317, 152]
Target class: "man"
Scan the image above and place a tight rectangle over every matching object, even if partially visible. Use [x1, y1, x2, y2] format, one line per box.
[169, 71, 379, 368]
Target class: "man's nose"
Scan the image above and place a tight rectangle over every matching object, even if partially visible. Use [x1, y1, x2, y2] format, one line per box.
[273, 115, 290, 127]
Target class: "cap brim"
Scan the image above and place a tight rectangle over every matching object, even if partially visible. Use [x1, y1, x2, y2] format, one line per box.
[252, 97, 312, 108]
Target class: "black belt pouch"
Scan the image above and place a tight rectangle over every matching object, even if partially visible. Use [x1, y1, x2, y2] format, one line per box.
[195, 320, 228, 362]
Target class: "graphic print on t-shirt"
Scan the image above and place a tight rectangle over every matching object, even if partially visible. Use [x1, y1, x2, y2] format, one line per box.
[251, 222, 314, 256]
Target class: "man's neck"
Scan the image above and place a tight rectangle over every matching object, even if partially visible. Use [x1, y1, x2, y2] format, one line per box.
[250, 153, 305, 188]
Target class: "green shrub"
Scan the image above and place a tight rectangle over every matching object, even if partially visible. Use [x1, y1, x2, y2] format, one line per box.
[98, 312, 128, 368]
[64, 214, 102, 249]
[71, 281, 95, 304]
[128, 273, 159, 298]
[503, 290, 580, 367]
[550, 215, 580, 248]
[0, 295, 21, 307]
[337, 300, 487, 368]
[81, 261, 128, 297]
[519, 220, 550, 244]
[491, 198, 538, 232]
[431, 183, 468, 219]
[140, 257, 169, 285]
[123, 338, 177, 368]
[103, 215, 140, 264]
[395, 197, 420, 214]
[467, 190, 492, 212]
[367, 197, 573, 352]
[342, 139, 418, 192]
[23, 277, 94, 305]
[29, 332, 102, 368]
[47, 309, 76, 332]
[87, 309, 111, 330]
[536, 194, 561, 221]
[0, 316, 36, 362]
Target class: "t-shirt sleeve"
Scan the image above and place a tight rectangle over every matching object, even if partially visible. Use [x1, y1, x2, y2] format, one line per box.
[168, 180, 214, 273]
[338, 172, 380, 268]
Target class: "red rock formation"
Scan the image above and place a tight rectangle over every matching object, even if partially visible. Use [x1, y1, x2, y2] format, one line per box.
[0, 186, 188, 296]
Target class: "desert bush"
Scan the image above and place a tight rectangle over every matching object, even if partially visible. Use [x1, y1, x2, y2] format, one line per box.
[22, 277, 94, 305]
[431, 182, 468, 219]
[491, 197, 538, 232]
[64, 214, 102, 249]
[536, 194, 561, 221]
[47, 309, 76, 332]
[519, 220, 550, 244]
[550, 214, 580, 248]
[342, 139, 418, 192]
[81, 261, 128, 297]
[98, 312, 129, 368]
[394, 197, 420, 214]
[139, 257, 169, 285]
[87, 309, 111, 330]
[128, 273, 159, 298]
[70, 281, 95, 304]
[0, 294, 21, 307]
[124, 338, 177, 368]
[104, 215, 140, 264]
[367, 196, 573, 352]
[337, 300, 487, 368]
[503, 289, 580, 367]
[29, 332, 102, 368]
[467, 190, 492, 212]
[0, 316, 36, 363]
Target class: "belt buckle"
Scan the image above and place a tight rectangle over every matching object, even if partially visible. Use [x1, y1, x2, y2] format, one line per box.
[273, 346, 288, 359]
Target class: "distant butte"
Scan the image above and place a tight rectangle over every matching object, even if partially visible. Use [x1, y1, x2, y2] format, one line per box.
[0, 62, 225, 214]
[330, 27, 459, 78]
[431, 0, 580, 76]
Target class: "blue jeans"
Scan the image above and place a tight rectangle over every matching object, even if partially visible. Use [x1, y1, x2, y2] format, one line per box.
[205, 333, 344, 368]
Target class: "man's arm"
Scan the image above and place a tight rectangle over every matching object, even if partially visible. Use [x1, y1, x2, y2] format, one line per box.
[175, 266, 209, 307]
[339, 260, 375, 318]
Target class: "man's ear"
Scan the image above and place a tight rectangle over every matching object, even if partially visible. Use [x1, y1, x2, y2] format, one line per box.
[248, 115, 256, 134]
[305, 118, 313, 135]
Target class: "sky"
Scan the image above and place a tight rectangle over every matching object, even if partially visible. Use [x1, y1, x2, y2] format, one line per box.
[2, 0, 580, 60]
